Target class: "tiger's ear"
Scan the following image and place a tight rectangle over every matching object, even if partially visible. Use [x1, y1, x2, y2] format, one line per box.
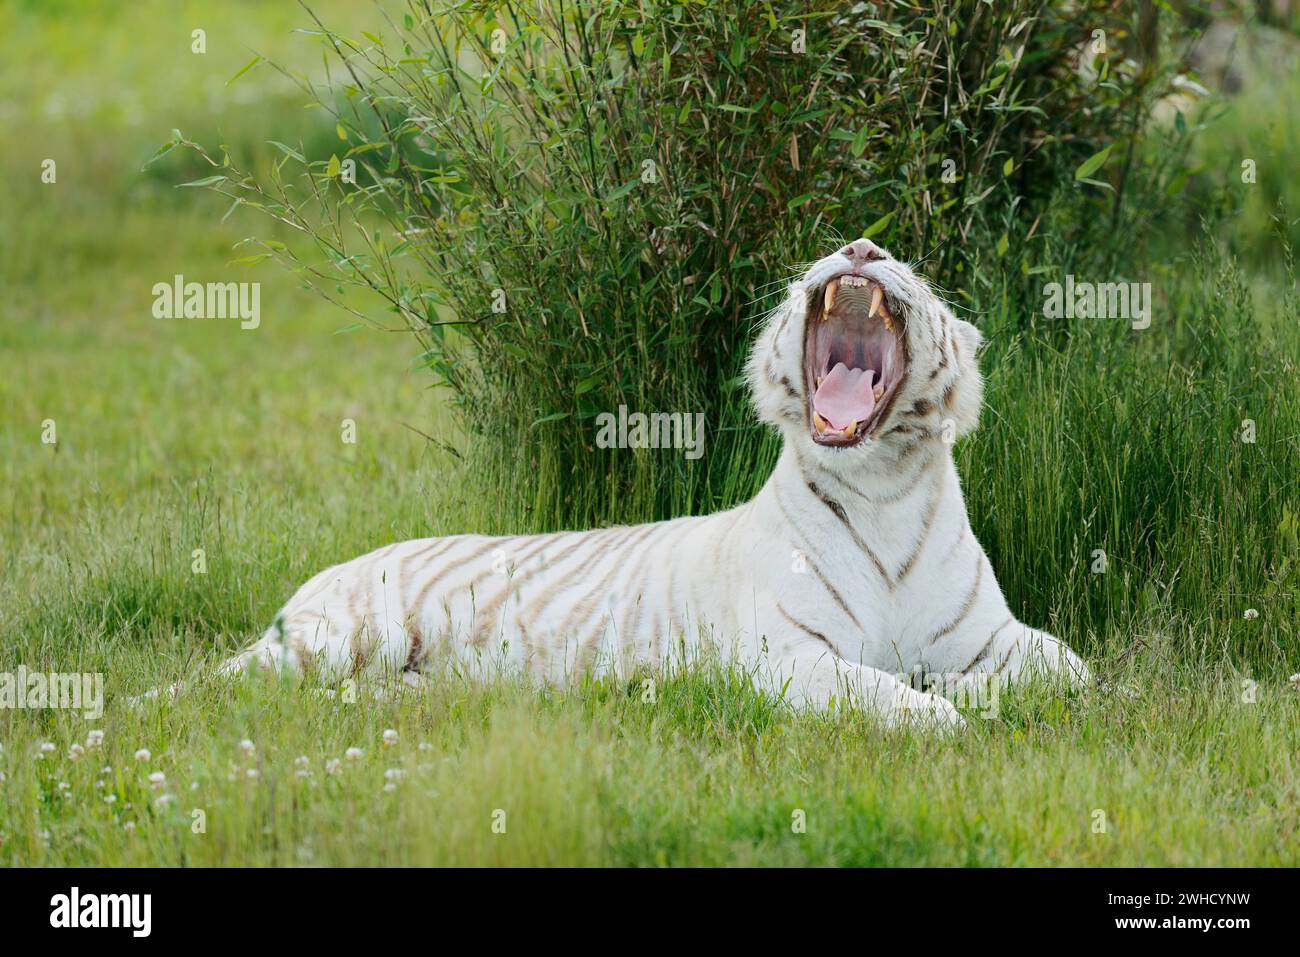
[942, 313, 985, 439]
[954, 317, 982, 355]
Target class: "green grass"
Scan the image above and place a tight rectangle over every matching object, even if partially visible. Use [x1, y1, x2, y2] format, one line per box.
[2, 2, 1300, 866]
[4, 652, 1299, 865]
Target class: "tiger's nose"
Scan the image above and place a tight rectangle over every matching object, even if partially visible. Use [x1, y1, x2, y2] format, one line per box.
[839, 238, 889, 264]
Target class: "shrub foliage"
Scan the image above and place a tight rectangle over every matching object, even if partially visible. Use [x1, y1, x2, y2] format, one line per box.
[172, 0, 1175, 526]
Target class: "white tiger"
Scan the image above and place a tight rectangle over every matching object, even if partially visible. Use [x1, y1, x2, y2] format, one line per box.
[156, 239, 1088, 727]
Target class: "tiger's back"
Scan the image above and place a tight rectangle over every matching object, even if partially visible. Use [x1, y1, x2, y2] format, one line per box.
[251, 509, 742, 687]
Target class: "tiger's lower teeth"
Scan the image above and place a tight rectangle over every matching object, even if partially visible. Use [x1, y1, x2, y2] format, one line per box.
[812, 412, 861, 438]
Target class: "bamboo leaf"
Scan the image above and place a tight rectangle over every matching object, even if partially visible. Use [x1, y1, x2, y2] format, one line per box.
[529, 411, 570, 429]
[177, 175, 227, 188]
[1074, 144, 1114, 181]
[862, 211, 895, 239]
[226, 55, 263, 86]
[267, 141, 306, 163]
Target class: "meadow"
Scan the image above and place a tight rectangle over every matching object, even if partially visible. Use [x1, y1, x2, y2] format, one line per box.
[1, 1, 1299, 866]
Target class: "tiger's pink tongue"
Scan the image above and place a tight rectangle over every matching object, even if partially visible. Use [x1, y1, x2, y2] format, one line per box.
[813, 362, 876, 430]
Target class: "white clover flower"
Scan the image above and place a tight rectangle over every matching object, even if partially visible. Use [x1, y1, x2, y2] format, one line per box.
[57, 781, 70, 792]
[239, 739, 256, 757]
[383, 782, 397, 793]
[325, 759, 342, 776]
[418, 741, 432, 752]
[123, 821, 136, 833]
[39, 742, 56, 754]
[345, 747, 363, 761]
[86, 730, 105, 749]
[100, 766, 112, 774]
[153, 794, 175, 809]
[294, 755, 310, 769]
[148, 771, 166, 789]
[1243, 608, 1259, 620]
[95, 779, 105, 789]
[104, 794, 117, 804]
[384, 768, 403, 782]
[134, 748, 151, 762]
[1288, 673, 1300, 692]
[68, 743, 85, 761]
[383, 729, 398, 746]
[246, 768, 259, 781]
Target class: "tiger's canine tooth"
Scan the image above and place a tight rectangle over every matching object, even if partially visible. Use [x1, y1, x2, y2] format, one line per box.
[841, 421, 857, 438]
[813, 412, 830, 432]
[823, 278, 839, 316]
[873, 384, 883, 402]
[869, 286, 884, 319]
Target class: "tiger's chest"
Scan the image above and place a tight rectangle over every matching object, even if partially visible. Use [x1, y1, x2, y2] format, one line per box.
[752, 480, 980, 666]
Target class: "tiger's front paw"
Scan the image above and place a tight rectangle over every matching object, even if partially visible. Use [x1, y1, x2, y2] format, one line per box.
[888, 686, 967, 732]
[1060, 646, 1090, 687]
[1036, 630, 1090, 688]
[1008, 626, 1090, 689]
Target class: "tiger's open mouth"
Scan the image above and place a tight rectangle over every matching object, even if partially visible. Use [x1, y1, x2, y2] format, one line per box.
[804, 275, 907, 447]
